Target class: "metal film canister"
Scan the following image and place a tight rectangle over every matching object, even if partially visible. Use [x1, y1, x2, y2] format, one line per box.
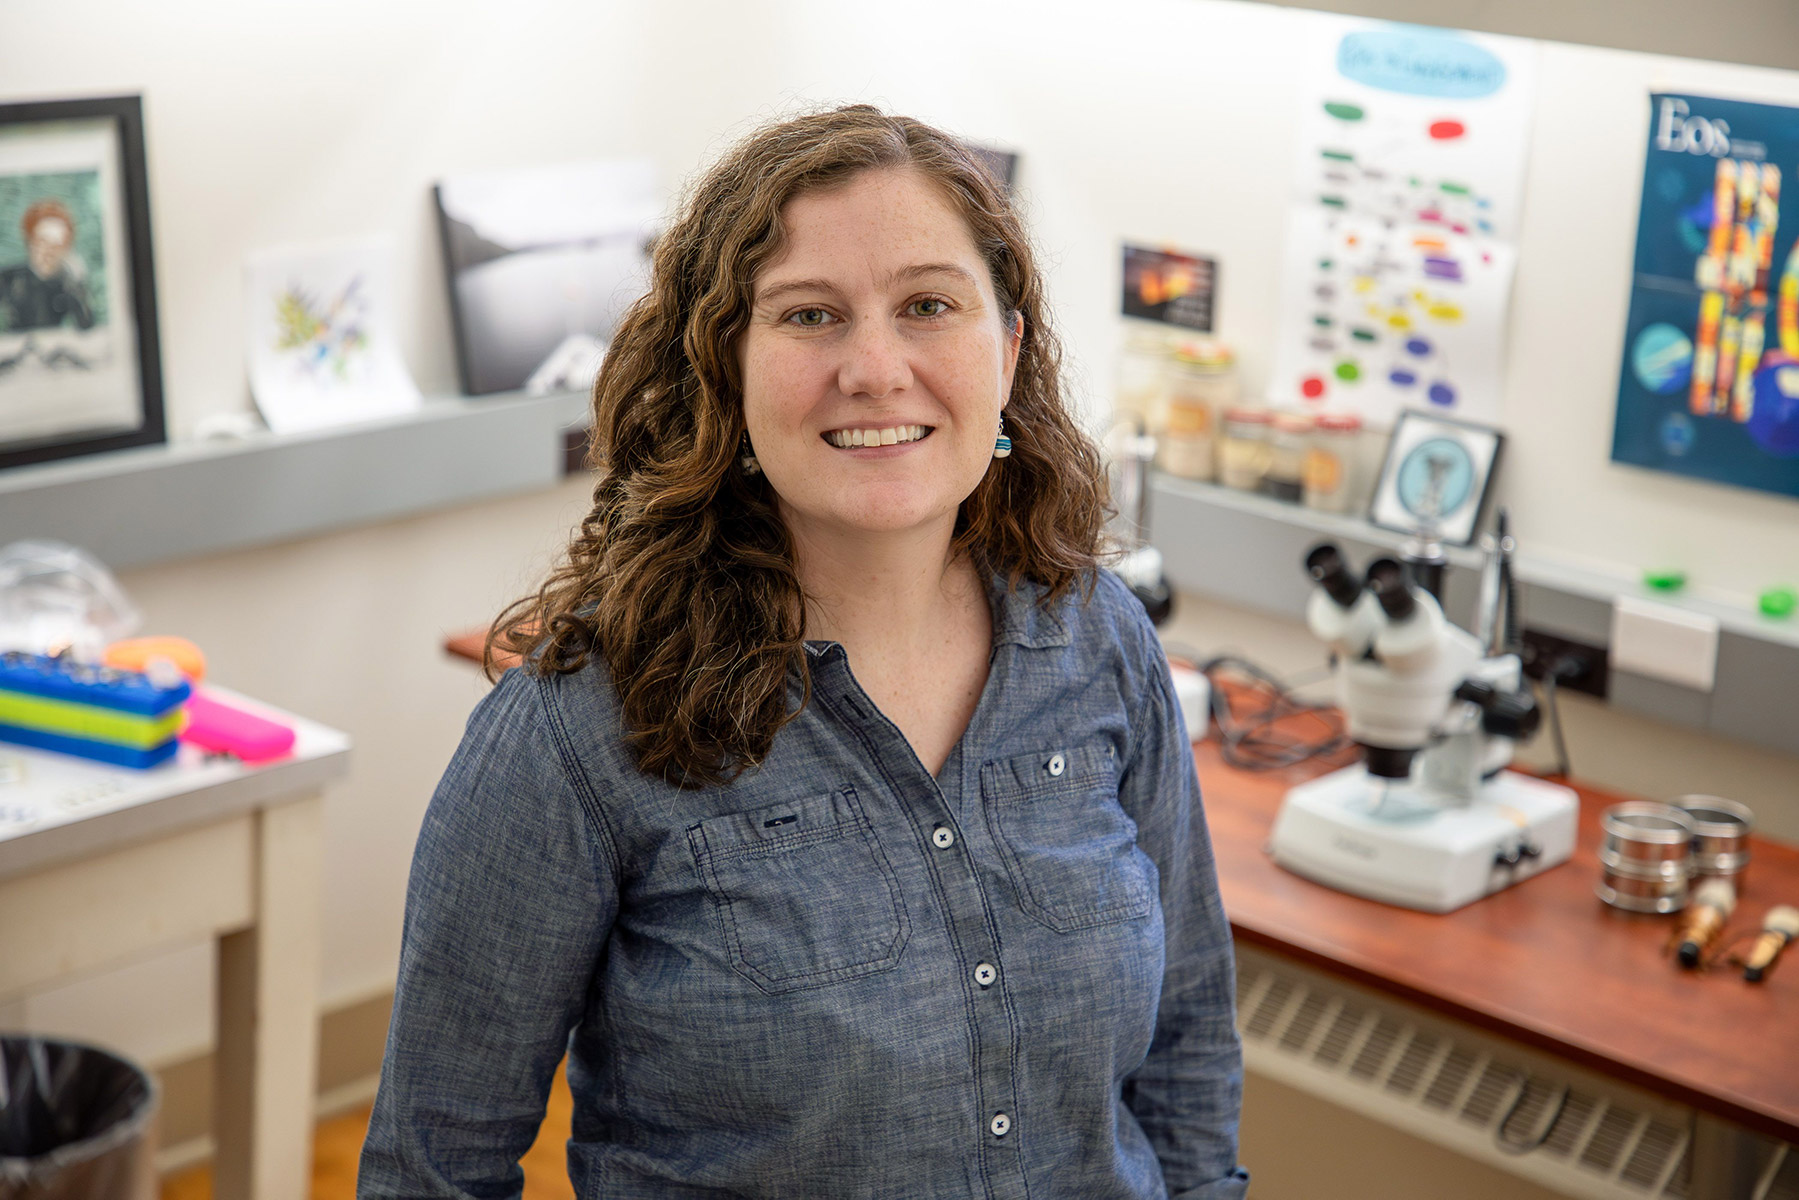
[1676, 795, 1753, 888]
[1597, 802, 1695, 914]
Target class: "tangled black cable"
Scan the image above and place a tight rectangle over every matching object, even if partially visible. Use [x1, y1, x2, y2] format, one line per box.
[1167, 649, 1355, 771]
[1494, 1074, 1572, 1155]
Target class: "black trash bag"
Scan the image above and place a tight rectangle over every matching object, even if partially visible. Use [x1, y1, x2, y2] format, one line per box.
[0, 1038, 159, 1200]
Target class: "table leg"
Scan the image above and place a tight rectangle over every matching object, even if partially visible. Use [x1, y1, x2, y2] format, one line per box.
[212, 793, 324, 1200]
[1688, 1112, 1770, 1200]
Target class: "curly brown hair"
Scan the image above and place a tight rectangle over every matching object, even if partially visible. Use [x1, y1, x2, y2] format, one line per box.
[20, 199, 74, 243]
[490, 105, 1110, 787]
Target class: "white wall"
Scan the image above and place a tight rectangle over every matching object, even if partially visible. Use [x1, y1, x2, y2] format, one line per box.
[3, 0, 1797, 1182]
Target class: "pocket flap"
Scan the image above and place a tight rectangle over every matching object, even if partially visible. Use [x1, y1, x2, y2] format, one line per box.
[981, 739, 1118, 802]
[689, 788, 866, 858]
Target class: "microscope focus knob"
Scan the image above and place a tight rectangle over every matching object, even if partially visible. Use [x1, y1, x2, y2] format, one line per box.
[1482, 690, 1542, 741]
[1454, 679, 1496, 705]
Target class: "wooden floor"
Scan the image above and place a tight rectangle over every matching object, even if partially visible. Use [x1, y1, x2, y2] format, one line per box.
[161, 1065, 575, 1200]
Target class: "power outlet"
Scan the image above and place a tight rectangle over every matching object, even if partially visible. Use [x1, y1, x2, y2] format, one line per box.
[1520, 628, 1610, 699]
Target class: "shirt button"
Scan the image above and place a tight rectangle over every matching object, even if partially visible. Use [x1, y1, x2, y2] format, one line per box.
[1046, 753, 1065, 777]
[931, 826, 955, 849]
[973, 962, 997, 988]
[990, 1113, 1011, 1137]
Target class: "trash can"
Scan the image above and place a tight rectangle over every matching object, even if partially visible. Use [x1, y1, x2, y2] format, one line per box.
[0, 1038, 159, 1200]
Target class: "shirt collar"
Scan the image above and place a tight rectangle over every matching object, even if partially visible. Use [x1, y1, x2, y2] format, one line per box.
[989, 572, 1072, 650]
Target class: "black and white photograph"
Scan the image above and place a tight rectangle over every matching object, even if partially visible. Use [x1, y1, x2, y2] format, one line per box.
[434, 160, 657, 396]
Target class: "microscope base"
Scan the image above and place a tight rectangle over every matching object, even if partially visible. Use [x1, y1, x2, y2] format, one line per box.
[1268, 766, 1578, 913]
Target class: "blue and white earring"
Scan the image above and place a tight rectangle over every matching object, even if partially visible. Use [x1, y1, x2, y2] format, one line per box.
[740, 434, 761, 476]
[993, 415, 1012, 459]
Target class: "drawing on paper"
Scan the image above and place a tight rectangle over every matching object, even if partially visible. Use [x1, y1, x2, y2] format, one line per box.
[271, 277, 369, 383]
[246, 238, 420, 435]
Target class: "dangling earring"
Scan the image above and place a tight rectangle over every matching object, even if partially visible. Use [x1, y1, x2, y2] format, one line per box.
[992, 415, 1012, 459]
[740, 434, 761, 476]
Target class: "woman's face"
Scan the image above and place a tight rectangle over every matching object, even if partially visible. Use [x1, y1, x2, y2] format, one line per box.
[27, 216, 72, 279]
[738, 167, 1020, 551]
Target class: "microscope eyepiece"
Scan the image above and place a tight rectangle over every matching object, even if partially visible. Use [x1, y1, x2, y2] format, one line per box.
[1305, 543, 1363, 609]
[1365, 558, 1417, 621]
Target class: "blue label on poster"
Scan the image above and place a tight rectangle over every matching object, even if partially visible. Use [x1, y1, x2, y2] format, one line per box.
[1336, 28, 1506, 99]
[1611, 93, 1799, 499]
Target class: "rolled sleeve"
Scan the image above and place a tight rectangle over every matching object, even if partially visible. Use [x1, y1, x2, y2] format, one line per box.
[1117, 614, 1250, 1199]
[358, 669, 620, 1199]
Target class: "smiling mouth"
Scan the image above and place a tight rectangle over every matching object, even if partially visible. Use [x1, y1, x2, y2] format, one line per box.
[822, 424, 933, 448]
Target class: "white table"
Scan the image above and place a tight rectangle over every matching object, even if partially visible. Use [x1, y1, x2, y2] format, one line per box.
[0, 690, 350, 1200]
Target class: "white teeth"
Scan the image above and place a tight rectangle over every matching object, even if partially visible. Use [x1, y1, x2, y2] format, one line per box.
[825, 425, 928, 448]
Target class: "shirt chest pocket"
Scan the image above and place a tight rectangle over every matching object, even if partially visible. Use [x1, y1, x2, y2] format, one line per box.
[982, 741, 1157, 934]
[687, 787, 910, 994]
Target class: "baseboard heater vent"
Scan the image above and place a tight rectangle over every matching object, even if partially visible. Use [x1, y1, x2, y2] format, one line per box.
[1234, 946, 1797, 1199]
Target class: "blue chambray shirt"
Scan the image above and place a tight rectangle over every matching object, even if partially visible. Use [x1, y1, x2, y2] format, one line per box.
[359, 570, 1249, 1199]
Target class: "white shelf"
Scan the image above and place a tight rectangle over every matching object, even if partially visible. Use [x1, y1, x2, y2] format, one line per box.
[0, 390, 590, 571]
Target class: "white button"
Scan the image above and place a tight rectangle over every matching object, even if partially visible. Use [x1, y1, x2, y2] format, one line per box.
[974, 962, 997, 988]
[1046, 753, 1065, 777]
[990, 1113, 1011, 1137]
[931, 826, 955, 849]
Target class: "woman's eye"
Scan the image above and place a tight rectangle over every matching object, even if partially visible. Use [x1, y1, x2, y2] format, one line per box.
[911, 298, 949, 317]
[787, 308, 831, 327]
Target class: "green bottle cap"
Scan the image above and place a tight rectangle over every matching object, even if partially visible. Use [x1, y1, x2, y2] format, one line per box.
[1642, 569, 1687, 592]
[1759, 587, 1797, 619]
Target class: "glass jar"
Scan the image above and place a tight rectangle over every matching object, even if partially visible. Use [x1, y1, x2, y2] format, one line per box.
[1157, 398, 1214, 480]
[1263, 411, 1314, 503]
[1115, 329, 1173, 431]
[1303, 411, 1364, 512]
[1158, 340, 1235, 482]
[1218, 407, 1272, 492]
[1167, 339, 1237, 411]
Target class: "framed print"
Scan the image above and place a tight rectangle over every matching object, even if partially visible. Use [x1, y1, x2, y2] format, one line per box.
[966, 144, 1019, 192]
[0, 95, 164, 471]
[434, 160, 657, 396]
[1122, 244, 1216, 332]
[1368, 409, 1503, 545]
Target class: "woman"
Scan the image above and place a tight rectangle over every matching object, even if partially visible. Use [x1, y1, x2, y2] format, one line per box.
[360, 106, 1248, 1199]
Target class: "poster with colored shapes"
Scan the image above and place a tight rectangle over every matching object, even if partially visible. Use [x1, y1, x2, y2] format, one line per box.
[1270, 18, 1537, 426]
[1611, 94, 1799, 499]
[246, 236, 421, 435]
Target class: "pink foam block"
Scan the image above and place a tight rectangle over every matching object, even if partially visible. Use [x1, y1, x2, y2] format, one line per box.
[180, 691, 296, 762]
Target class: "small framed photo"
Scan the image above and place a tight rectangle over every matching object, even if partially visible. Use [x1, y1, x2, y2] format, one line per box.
[0, 95, 164, 471]
[1368, 410, 1503, 545]
[1122, 244, 1216, 332]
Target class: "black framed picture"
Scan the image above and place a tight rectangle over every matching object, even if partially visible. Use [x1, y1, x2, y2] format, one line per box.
[0, 95, 164, 471]
[1368, 409, 1504, 545]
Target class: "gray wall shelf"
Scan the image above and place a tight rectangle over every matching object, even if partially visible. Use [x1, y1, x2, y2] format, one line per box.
[1147, 473, 1799, 761]
[0, 390, 590, 572]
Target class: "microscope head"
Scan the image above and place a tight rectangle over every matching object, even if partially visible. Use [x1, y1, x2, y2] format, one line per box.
[1303, 542, 1483, 779]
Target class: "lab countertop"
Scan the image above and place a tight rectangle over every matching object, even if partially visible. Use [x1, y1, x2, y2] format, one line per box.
[1194, 729, 1799, 1143]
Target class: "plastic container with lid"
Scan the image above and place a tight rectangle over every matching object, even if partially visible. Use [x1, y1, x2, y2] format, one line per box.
[1218, 407, 1272, 492]
[1302, 411, 1364, 513]
[1263, 410, 1314, 503]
